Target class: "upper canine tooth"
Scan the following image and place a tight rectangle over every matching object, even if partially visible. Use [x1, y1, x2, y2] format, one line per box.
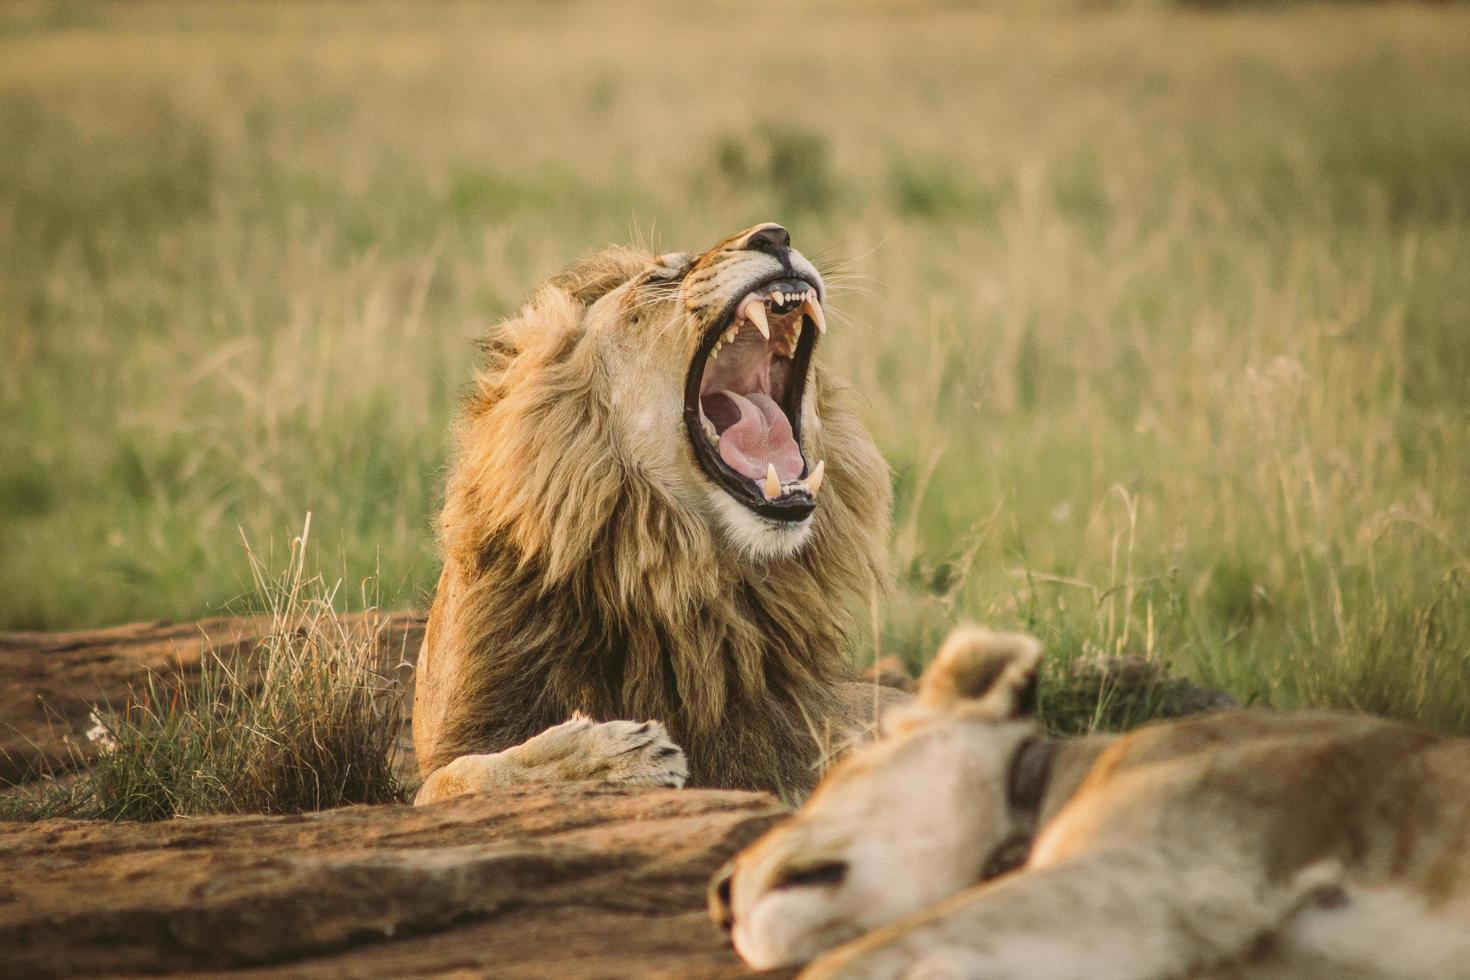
[743, 298, 771, 340]
[724, 325, 738, 343]
[806, 459, 825, 496]
[763, 463, 781, 500]
[802, 294, 826, 335]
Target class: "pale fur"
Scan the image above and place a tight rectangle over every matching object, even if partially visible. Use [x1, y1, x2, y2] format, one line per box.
[412, 225, 900, 805]
[718, 626, 1470, 978]
[415, 714, 687, 803]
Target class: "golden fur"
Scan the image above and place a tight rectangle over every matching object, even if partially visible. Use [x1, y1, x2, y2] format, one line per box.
[718, 627, 1470, 977]
[412, 226, 893, 799]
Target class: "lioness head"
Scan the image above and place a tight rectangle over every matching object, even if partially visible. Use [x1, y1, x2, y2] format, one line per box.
[579, 222, 831, 558]
[709, 627, 1045, 969]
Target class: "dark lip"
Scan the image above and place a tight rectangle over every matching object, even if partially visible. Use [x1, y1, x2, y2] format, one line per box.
[682, 269, 822, 523]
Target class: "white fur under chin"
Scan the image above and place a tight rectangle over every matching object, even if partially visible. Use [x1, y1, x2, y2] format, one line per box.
[710, 490, 814, 560]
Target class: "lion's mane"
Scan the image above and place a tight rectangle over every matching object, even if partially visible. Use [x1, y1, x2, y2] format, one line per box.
[415, 248, 891, 795]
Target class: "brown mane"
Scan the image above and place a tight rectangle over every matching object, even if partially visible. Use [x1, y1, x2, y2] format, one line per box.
[415, 246, 891, 795]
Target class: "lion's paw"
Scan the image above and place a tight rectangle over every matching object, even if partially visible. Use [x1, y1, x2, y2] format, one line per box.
[514, 713, 689, 788]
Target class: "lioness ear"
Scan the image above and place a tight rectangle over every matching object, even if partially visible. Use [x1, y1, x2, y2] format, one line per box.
[918, 625, 1042, 720]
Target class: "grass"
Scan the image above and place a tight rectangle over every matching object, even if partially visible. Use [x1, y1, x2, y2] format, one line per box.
[1, 1, 1468, 742]
[1, 517, 407, 820]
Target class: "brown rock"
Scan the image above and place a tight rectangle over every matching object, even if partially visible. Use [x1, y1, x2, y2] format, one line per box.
[0, 617, 789, 977]
[0, 782, 787, 978]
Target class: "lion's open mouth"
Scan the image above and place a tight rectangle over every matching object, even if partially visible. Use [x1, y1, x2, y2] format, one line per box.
[684, 276, 824, 522]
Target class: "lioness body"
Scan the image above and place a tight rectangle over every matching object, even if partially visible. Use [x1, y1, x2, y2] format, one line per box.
[413, 226, 899, 805]
[821, 711, 1470, 980]
[720, 628, 1470, 978]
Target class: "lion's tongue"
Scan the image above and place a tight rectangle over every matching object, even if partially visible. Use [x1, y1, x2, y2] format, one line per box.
[712, 391, 804, 483]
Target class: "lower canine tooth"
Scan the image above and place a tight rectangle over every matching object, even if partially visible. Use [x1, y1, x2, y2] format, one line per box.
[763, 463, 781, 501]
[806, 459, 825, 496]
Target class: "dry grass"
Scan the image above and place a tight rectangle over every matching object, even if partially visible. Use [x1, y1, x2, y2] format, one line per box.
[2, 517, 406, 821]
[1, 1, 1468, 737]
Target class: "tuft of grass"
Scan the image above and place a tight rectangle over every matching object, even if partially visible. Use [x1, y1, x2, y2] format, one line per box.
[887, 155, 1007, 223]
[2, 518, 406, 821]
[1040, 655, 1239, 737]
[712, 122, 839, 216]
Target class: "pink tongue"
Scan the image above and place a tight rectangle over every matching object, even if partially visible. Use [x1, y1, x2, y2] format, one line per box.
[714, 391, 804, 482]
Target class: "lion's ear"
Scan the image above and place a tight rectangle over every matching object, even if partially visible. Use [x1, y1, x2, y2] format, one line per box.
[486, 246, 653, 363]
[917, 626, 1042, 720]
[549, 246, 652, 306]
[487, 286, 586, 364]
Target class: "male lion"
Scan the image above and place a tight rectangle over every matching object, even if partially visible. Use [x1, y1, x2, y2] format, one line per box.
[713, 627, 1470, 978]
[413, 223, 905, 805]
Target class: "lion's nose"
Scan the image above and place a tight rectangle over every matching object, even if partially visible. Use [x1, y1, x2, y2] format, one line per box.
[740, 223, 791, 256]
[708, 861, 736, 934]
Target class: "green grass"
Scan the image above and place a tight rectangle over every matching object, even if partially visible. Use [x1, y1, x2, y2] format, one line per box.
[2, 518, 406, 820]
[2, 1, 1468, 735]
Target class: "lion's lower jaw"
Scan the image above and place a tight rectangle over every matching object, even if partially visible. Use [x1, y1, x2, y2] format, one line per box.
[709, 491, 815, 560]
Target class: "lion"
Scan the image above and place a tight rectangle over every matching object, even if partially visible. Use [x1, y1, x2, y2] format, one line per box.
[412, 223, 908, 806]
[712, 626, 1470, 978]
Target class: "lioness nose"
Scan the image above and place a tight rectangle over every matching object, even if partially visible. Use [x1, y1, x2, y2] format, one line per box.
[708, 860, 735, 933]
[740, 223, 791, 256]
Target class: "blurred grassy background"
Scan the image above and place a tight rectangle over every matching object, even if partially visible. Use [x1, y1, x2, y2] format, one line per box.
[2, 1, 1468, 730]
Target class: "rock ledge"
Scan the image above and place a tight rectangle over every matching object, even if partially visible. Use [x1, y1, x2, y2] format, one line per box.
[2, 782, 784, 978]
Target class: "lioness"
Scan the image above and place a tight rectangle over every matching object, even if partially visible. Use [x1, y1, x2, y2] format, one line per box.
[714, 627, 1470, 978]
[413, 224, 905, 805]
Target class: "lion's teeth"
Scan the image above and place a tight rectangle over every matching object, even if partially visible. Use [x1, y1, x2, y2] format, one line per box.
[743, 298, 771, 340]
[802, 294, 826, 335]
[806, 459, 825, 496]
[724, 325, 738, 343]
[763, 463, 781, 501]
[710, 340, 721, 360]
[702, 417, 719, 444]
